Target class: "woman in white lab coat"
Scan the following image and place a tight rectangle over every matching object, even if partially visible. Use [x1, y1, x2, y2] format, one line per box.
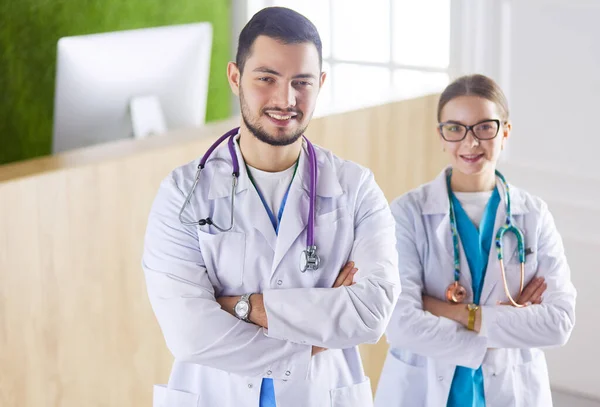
[374, 74, 576, 407]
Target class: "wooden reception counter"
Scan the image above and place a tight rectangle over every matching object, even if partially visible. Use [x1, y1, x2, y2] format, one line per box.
[0, 94, 444, 407]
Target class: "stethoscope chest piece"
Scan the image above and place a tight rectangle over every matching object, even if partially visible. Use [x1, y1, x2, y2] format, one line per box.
[446, 281, 467, 303]
[300, 245, 320, 272]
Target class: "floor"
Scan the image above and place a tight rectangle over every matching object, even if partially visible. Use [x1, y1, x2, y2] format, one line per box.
[553, 390, 600, 407]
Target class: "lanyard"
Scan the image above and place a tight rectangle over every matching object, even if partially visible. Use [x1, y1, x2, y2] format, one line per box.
[446, 169, 524, 282]
[446, 169, 527, 308]
[246, 159, 299, 235]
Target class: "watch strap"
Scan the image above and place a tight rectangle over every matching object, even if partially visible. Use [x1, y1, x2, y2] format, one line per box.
[236, 293, 253, 322]
[467, 303, 479, 331]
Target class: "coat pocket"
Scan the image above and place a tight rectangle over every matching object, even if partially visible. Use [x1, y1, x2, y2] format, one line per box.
[374, 349, 427, 407]
[153, 384, 199, 407]
[330, 378, 373, 407]
[482, 349, 551, 407]
[197, 231, 246, 288]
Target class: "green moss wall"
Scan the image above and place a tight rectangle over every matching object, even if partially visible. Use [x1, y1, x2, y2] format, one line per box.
[0, 0, 231, 165]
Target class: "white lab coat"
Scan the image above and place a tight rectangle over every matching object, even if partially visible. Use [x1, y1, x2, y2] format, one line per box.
[374, 167, 576, 407]
[142, 135, 400, 407]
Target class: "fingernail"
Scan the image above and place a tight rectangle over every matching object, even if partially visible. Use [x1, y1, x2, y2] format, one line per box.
[525, 301, 532, 306]
[351, 268, 358, 273]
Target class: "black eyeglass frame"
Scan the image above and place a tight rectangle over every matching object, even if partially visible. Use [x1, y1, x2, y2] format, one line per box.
[438, 119, 502, 142]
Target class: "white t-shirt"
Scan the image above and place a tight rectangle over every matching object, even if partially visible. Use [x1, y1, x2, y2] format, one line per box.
[453, 191, 494, 227]
[246, 163, 297, 227]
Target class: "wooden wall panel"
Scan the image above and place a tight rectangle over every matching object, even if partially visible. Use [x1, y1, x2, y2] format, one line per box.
[0, 94, 445, 406]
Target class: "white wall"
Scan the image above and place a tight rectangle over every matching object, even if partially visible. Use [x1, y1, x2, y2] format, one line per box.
[507, 0, 600, 177]
[499, 163, 600, 398]
[458, 0, 600, 400]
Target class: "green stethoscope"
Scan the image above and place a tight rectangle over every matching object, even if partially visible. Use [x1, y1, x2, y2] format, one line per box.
[445, 169, 527, 308]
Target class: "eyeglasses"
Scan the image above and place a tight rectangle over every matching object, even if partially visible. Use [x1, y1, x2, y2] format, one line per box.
[438, 119, 501, 142]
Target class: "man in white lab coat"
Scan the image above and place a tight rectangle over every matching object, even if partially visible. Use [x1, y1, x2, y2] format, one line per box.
[142, 7, 400, 407]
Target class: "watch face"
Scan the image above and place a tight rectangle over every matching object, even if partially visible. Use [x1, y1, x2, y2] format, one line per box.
[235, 301, 249, 317]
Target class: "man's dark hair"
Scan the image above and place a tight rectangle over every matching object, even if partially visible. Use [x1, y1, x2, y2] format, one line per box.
[235, 7, 323, 74]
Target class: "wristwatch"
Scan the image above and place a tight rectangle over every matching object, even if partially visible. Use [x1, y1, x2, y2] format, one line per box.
[234, 293, 253, 322]
[467, 303, 480, 331]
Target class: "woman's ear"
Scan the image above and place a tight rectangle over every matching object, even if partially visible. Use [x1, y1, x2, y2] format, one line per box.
[501, 121, 512, 150]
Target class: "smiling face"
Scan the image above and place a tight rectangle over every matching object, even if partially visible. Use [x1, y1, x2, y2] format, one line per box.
[438, 95, 511, 178]
[228, 35, 325, 147]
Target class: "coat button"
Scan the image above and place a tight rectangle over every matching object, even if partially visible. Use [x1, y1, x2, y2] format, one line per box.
[438, 376, 444, 382]
[285, 371, 291, 376]
[277, 280, 283, 285]
[248, 384, 253, 389]
[267, 370, 272, 375]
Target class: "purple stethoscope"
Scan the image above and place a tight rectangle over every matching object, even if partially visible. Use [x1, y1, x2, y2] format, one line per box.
[178, 127, 321, 273]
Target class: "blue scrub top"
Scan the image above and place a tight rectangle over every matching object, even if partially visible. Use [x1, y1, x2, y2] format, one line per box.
[446, 188, 501, 407]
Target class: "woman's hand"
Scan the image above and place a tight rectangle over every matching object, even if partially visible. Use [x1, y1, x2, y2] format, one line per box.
[422, 295, 481, 332]
[423, 276, 548, 333]
[422, 295, 452, 318]
[498, 277, 547, 306]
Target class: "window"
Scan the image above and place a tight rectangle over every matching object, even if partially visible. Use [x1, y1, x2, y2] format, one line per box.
[246, 0, 451, 115]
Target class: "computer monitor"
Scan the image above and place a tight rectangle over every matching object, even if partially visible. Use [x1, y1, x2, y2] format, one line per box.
[52, 23, 212, 154]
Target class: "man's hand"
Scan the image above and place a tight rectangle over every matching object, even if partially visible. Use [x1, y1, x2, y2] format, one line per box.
[311, 345, 327, 356]
[216, 261, 358, 355]
[249, 294, 267, 328]
[216, 296, 238, 317]
[216, 294, 268, 328]
[333, 261, 358, 288]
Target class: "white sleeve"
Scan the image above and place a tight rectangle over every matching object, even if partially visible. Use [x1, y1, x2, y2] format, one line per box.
[384, 197, 489, 370]
[479, 201, 577, 349]
[142, 177, 311, 380]
[263, 170, 401, 349]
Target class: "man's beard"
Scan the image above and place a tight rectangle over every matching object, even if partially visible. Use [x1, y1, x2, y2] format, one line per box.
[239, 87, 308, 146]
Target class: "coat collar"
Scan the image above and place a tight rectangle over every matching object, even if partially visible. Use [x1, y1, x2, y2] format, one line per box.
[206, 132, 343, 200]
[421, 166, 529, 216]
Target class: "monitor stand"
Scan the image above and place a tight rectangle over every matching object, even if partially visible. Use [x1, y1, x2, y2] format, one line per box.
[129, 95, 167, 139]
